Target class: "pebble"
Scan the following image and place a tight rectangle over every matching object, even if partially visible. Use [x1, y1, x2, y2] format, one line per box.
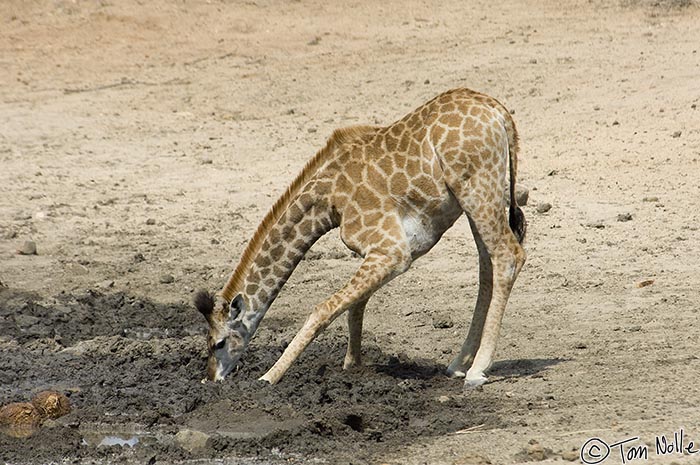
[145, 218, 156, 225]
[617, 213, 633, 222]
[536, 202, 552, 214]
[17, 241, 37, 255]
[561, 449, 579, 461]
[671, 130, 682, 138]
[586, 221, 605, 229]
[432, 316, 454, 329]
[515, 185, 529, 206]
[174, 429, 210, 452]
[643, 196, 658, 202]
[527, 441, 547, 461]
[65, 263, 89, 276]
[159, 274, 175, 284]
[200, 158, 213, 164]
[98, 280, 115, 289]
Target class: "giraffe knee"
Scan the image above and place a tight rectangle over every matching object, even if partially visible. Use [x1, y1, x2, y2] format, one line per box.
[494, 240, 525, 280]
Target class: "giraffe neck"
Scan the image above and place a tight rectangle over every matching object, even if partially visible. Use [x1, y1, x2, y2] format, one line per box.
[238, 189, 336, 338]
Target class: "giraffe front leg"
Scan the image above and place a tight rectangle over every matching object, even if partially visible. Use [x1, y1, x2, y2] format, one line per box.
[259, 251, 410, 384]
[343, 299, 368, 370]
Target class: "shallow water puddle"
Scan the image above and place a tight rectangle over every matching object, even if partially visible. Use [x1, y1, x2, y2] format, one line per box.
[81, 427, 158, 448]
[97, 435, 139, 447]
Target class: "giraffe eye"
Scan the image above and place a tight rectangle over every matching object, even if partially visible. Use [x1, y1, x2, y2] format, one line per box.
[213, 339, 226, 351]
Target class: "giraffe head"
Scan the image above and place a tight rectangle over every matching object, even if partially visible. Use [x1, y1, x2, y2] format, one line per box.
[194, 290, 249, 381]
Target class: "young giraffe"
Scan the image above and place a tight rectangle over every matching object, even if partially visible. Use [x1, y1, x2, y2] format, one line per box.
[195, 88, 526, 389]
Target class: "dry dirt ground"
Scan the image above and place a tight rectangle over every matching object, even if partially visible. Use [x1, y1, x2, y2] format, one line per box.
[1, 0, 700, 464]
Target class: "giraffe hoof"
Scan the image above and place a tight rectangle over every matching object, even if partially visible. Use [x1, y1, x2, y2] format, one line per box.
[446, 367, 466, 379]
[463, 374, 488, 390]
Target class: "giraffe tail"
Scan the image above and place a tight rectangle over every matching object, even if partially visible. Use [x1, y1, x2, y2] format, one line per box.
[506, 120, 526, 244]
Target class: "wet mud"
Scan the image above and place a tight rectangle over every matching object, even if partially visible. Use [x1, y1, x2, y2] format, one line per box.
[0, 288, 533, 464]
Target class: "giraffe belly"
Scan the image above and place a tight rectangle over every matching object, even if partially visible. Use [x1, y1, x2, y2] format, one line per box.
[401, 202, 461, 259]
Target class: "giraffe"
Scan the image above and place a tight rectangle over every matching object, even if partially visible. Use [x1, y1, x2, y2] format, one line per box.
[195, 88, 527, 389]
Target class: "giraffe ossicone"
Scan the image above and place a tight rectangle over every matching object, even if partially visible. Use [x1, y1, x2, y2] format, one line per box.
[194, 88, 527, 390]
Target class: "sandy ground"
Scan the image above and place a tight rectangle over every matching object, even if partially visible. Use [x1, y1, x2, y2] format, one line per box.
[1, 0, 700, 464]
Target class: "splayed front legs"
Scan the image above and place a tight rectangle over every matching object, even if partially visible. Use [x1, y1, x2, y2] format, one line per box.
[259, 252, 409, 384]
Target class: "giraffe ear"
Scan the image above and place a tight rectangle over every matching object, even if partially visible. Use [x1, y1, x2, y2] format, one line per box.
[194, 290, 215, 324]
[229, 294, 244, 320]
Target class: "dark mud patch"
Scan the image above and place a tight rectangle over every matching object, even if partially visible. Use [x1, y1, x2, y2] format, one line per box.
[0, 287, 528, 464]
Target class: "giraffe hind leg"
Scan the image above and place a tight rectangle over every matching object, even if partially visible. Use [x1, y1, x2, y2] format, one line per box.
[446, 216, 493, 378]
[438, 135, 526, 388]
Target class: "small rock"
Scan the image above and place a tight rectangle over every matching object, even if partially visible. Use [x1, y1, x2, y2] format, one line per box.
[133, 253, 146, 263]
[200, 158, 213, 165]
[585, 221, 605, 229]
[0, 402, 42, 438]
[612, 120, 619, 126]
[17, 240, 37, 255]
[643, 196, 659, 202]
[437, 395, 450, 403]
[65, 263, 89, 276]
[617, 213, 633, 222]
[145, 218, 156, 225]
[671, 130, 682, 138]
[528, 441, 547, 461]
[432, 316, 454, 329]
[561, 449, 579, 461]
[31, 391, 71, 419]
[515, 185, 529, 206]
[307, 127, 317, 133]
[536, 202, 552, 214]
[574, 342, 587, 349]
[637, 279, 654, 288]
[307, 36, 321, 46]
[98, 280, 115, 289]
[529, 58, 538, 64]
[626, 325, 641, 332]
[17, 241, 36, 255]
[159, 274, 175, 284]
[175, 429, 210, 452]
[453, 452, 492, 465]
[210, 238, 220, 245]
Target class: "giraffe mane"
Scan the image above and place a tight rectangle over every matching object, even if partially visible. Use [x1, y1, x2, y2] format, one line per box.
[219, 125, 376, 303]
